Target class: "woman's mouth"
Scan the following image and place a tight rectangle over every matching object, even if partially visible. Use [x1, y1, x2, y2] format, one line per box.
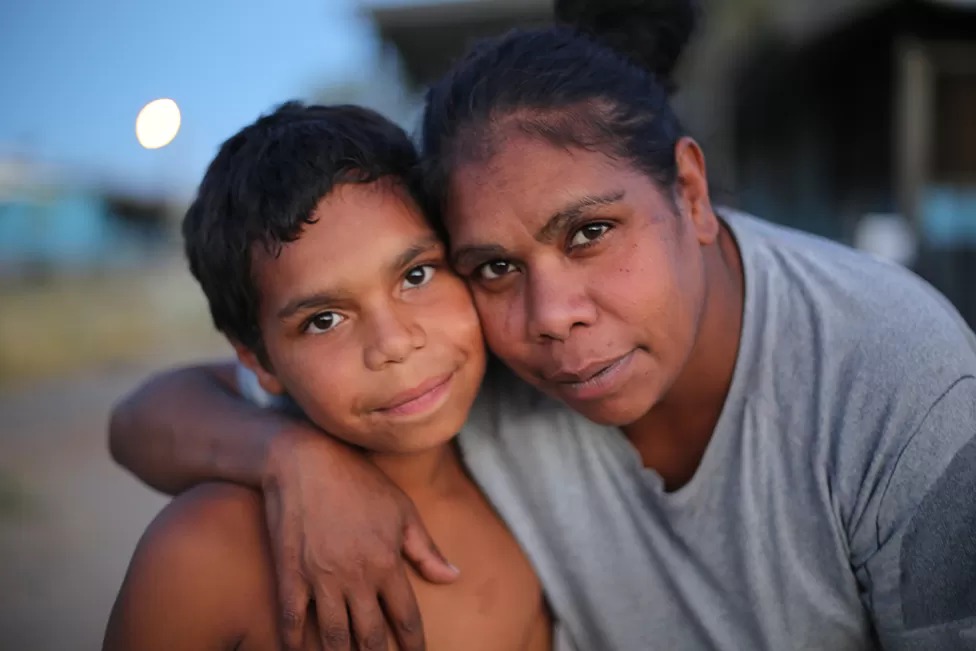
[547, 350, 637, 402]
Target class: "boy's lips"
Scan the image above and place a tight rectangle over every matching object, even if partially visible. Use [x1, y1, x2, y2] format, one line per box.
[375, 372, 455, 417]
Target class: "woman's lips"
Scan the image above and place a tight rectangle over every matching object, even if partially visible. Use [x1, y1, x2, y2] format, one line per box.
[547, 349, 637, 402]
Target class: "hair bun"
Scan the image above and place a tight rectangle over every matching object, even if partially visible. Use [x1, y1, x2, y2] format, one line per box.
[554, 0, 699, 91]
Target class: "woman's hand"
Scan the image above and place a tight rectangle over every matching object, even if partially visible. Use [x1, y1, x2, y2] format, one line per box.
[262, 425, 460, 651]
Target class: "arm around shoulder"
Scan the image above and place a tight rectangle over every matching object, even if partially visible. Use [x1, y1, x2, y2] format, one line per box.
[108, 361, 311, 495]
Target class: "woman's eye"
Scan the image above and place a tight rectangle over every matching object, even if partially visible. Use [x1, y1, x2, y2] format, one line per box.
[569, 223, 611, 248]
[402, 264, 436, 289]
[478, 260, 516, 281]
[304, 311, 345, 334]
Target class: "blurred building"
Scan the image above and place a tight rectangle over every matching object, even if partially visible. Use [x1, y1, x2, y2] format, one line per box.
[365, 0, 550, 84]
[0, 155, 176, 282]
[733, 0, 976, 323]
[362, 0, 976, 326]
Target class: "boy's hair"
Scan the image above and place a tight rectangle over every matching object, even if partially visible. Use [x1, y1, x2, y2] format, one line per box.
[183, 101, 422, 361]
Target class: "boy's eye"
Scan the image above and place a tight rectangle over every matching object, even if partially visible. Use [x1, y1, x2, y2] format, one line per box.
[478, 260, 516, 281]
[304, 311, 345, 334]
[569, 223, 611, 248]
[402, 264, 436, 289]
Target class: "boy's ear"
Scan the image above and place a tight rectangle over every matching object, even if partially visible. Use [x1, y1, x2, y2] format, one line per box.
[232, 341, 286, 396]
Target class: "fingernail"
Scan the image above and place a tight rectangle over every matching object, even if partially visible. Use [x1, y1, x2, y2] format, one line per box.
[448, 563, 460, 574]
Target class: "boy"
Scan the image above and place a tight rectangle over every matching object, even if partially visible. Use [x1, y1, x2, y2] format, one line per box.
[102, 102, 564, 651]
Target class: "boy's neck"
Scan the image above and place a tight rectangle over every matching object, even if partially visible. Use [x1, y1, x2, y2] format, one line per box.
[366, 442, 467, 500]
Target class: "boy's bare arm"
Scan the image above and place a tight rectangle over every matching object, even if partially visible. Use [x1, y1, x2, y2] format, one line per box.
[107, 363, 459, 651]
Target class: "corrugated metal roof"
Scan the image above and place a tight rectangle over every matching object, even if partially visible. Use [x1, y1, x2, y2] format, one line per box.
[362, 0, 551, 83]
[365, 0, 549, 27]
[361, 0, 976, 83]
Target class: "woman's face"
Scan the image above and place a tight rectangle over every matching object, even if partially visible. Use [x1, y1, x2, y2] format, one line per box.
[444, 135, 719, 425]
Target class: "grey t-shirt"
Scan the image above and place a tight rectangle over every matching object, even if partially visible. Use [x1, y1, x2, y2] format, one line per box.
[240, 211, 976, 650]
[458, 211, 976, 650]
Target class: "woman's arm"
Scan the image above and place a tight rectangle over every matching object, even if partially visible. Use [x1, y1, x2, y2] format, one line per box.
[108, 362, 295, 495]
[106, 362, 458, 651]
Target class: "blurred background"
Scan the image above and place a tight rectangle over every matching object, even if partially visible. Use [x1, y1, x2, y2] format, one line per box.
[1, 0, 974, 648]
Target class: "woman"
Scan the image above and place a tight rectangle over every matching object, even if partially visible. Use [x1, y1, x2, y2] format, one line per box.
[109, 1, 976, 649]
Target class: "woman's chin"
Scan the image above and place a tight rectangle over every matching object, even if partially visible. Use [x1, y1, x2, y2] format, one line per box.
[565, 395, 656, 428]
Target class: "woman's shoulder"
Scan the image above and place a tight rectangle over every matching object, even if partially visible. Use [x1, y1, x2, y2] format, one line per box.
[726, 208, 976, 376]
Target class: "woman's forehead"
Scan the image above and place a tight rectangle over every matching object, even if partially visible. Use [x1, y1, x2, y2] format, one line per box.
[443, 138, 652, 232]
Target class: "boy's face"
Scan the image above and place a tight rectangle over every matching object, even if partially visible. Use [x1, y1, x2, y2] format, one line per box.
[240, 179, 485, 455]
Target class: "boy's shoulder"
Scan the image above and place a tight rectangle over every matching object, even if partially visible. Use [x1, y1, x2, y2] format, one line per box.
[105, 483, 278, 650]
[147, 482, 266, 548]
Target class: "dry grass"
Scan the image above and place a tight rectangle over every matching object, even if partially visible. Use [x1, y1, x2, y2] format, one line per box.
[0, 254, 226, 386]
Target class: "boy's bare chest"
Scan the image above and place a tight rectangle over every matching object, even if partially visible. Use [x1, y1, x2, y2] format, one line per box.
[409, 492, 551, 651]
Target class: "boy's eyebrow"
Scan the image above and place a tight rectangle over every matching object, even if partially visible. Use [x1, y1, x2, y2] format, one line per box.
[277, 291, 344, 321]
[277, 235, 443, 321]
[389, 235, 442, 275]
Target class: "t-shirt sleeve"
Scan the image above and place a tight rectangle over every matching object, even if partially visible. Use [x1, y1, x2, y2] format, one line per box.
[234, 362, 299, 413]
[854, 376, 976, 649]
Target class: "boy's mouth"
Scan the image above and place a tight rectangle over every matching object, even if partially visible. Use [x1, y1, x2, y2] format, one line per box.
[374, 372, 455, 417]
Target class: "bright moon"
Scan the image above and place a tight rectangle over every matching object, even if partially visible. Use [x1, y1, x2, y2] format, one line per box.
[135, 98, 181, 149]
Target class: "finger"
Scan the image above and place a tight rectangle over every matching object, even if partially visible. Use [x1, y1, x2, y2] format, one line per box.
[347, 593, 390, 651]
[265, 499, 310, 651]
[313, 587, 351, 651]
[402, 514, 459, 584]
[276, 574, 311, 651]
[380, 568, 425, 651]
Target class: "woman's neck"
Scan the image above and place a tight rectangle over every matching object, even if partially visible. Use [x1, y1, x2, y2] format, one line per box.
[622, 221, 745, 490]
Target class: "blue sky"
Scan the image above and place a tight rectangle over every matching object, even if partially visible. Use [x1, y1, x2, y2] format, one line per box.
[0, 0, 383, 197]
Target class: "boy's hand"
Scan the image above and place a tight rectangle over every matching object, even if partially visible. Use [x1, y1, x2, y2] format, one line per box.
[261, 425, 460, 651]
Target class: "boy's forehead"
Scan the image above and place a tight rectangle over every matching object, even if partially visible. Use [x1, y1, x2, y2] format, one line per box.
[310, 180, 436, 247]
[251, 180, 443, 308]
[321, 177, 414, 211]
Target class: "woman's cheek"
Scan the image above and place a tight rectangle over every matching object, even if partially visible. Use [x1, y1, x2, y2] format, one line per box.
[473, 291, 514, 341]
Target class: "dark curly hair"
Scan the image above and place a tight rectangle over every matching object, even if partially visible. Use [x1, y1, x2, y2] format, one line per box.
[420, 0, 700, 213]
[182, 101, 422, 360]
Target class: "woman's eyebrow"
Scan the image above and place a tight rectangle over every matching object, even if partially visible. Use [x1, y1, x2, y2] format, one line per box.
[451, 244, 508, 270]
[535, 190, 625, 244]
[450, 191, 625, 269]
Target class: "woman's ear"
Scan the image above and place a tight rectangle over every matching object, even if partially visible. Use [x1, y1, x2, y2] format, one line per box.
[674, 137, 718, 246]
[232, 342, 285, 396]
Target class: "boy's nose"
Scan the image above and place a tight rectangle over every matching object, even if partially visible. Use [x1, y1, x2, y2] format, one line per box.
[363, 310, 426, 370]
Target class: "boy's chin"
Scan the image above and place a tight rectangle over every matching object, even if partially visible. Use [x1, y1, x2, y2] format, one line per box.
[372, 417, 466, 455]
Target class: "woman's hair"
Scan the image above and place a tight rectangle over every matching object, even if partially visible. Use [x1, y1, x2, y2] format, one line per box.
[420, 0, 700, 211]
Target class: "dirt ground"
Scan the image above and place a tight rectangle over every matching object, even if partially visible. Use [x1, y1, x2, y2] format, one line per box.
[0, 252, 232, 649]
[0, 364, 165, 650]
[0, 355, 228, 650]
